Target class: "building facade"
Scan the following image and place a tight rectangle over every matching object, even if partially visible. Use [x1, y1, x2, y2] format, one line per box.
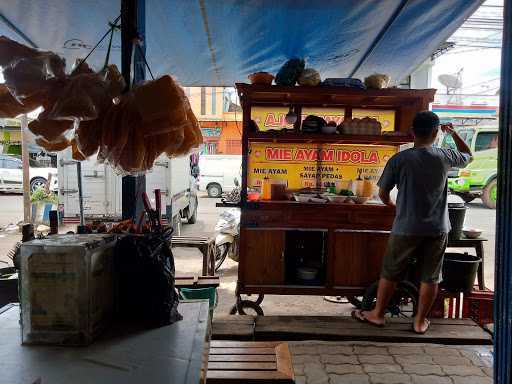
[184, 87, 242, 155]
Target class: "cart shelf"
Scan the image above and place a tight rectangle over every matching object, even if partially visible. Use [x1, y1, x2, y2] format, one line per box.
[236, 83, 436, 108]
[247, 131, 413, 145]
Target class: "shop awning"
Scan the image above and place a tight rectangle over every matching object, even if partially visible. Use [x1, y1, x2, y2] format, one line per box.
[0, 0, 482, 86]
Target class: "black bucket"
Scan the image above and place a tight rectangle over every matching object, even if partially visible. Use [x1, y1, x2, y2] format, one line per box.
[448, 205, 466, 240]
[441, 252, 481, 292]
[0, 267, 18, 307]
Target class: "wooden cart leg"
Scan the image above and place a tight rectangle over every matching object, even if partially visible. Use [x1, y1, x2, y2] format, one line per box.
[476, 242, 486, 290]
[201, 245, 208, 276]
[209, 243, 216, 276]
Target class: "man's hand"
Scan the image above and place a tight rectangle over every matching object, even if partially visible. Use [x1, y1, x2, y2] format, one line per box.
[440, 123, 455, 135]
[441, 123, 472, 158]
[379, 188, 395, 207]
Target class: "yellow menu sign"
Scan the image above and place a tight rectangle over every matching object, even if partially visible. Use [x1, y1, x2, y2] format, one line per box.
[251, 107, 345, 131]
[248, 142, 397, 189]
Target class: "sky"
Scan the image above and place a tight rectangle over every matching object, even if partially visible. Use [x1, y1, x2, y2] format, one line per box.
[431, 0, 502, 106]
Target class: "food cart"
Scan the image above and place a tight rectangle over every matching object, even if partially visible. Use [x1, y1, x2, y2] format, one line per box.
[232, 83, 435, 315]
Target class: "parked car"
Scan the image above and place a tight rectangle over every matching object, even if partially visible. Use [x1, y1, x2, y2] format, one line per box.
[441, 126, 498, 208]
[0, 154, 58, 193]
[448, 148, 497, 208]
[441, 126, 498, 177]
[198, 155, 242, 197]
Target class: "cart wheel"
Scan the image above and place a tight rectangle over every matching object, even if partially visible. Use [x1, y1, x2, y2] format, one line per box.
[361, 280, 418, 318]
[246, 294, 265, 305]
[236, 300, 264, 316]
[230, 294, 265, 316]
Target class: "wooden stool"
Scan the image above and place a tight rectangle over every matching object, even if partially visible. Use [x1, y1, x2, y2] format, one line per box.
[207, 341, 295, 383]
[171, 236, 216, 276]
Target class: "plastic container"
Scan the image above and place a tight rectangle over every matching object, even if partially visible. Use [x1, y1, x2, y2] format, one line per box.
[448, 202, 467, 240]
[441, 252, 481, 292]
[270, 179, 287, 200]
[19, 234, 117, 345]
[261, 177, 271, 200]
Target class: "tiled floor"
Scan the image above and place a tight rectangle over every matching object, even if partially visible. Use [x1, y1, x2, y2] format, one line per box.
[289, 341, 493, 384]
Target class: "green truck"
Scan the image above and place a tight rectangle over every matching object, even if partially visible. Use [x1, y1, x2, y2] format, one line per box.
[445, 126, 498, 209]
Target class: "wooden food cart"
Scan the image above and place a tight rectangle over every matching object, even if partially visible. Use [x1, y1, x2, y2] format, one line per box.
[232, 83, 435, 315]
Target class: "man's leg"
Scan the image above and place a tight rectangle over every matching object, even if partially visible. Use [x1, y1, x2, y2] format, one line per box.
[414, 282, 438, 333]
[413, 234, 447, 333]
[362, 278, 397, 325]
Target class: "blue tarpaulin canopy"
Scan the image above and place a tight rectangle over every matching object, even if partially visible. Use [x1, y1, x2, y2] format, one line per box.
[0, 1, 482, 86]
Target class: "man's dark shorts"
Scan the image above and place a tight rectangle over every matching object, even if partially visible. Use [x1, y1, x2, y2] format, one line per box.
[381, 234, 448, 284]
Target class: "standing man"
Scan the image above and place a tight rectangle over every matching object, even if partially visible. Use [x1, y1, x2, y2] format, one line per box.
[352, 111, 472, 334]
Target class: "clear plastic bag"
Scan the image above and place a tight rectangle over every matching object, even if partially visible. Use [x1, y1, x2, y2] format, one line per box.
[28, 117, 73, 142]
[75, 118, 103, 157]
[134, 75, 187, 135]
[102, 64, 126, 99]
[47, 73, 111, 121]
[0, 84, 29, 117]
[4, 56, 51, 99]
[35, 135, 71, 152]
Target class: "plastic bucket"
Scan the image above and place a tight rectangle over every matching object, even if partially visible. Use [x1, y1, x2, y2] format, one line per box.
[441, 252, 481, 292]
[448, 205, 466, 240]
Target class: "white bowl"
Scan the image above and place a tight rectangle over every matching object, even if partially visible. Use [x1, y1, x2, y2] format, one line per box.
[309, 197, 327, 203]
[297, 267, 318, 281]
[351, 196, 370, 204]
[294, 194, 311, 203]
[326, 195, 347, 203]
[294, 194, 327, 203]
[321, 125, 337, 134]
[463, 228, 482, 239]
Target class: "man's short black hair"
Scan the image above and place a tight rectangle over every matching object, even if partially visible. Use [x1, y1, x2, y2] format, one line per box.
[412, 111, 440, 138]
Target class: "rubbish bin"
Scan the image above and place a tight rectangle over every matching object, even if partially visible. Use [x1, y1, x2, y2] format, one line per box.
[448, 194, 466, 240]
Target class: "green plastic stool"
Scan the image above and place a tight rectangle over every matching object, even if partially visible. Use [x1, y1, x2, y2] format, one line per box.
[179, 287, 217, 310]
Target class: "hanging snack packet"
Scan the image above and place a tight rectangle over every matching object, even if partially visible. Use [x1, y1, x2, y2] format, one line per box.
[35, 135, 71, 152]
[28, 118, 73, 142]
[48, 73, 111, 121]
[133, 75, 187, 135]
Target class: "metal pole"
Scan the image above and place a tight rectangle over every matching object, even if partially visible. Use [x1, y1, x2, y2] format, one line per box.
[495, 0, 512, 382]
[20, 114, 30, 223]
[121, 0, 146, 221]
[76, 162, 85, 227]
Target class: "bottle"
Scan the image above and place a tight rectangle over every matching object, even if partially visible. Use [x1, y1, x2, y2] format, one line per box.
[261, 177, 271, 200]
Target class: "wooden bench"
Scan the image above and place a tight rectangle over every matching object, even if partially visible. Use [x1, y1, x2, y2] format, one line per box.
[171, 236, 216, 276]
[175, 275, 220, 289]
[207, 341, 295, 384]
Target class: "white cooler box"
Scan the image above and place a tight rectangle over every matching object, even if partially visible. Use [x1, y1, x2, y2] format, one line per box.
[19, 234, 117, 345]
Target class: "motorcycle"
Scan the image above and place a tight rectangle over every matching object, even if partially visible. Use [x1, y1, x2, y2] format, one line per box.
[214, 178, 241, 271]
[214, 208, 240, 271]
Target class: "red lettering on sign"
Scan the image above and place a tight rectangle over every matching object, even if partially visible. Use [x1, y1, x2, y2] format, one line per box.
[264, 113, 276, 127]
[266, 148, 279, 160]
[369, 152, 379, 163]
[351, 151, 362, 163]
[321, 150, 334, 162]
[265, 147, 292, 160]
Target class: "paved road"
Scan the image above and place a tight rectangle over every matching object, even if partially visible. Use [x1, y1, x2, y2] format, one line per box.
[0, 194, 497, 315]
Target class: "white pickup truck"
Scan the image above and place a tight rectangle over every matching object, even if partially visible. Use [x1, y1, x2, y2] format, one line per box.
[57, 148, 198, 229]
